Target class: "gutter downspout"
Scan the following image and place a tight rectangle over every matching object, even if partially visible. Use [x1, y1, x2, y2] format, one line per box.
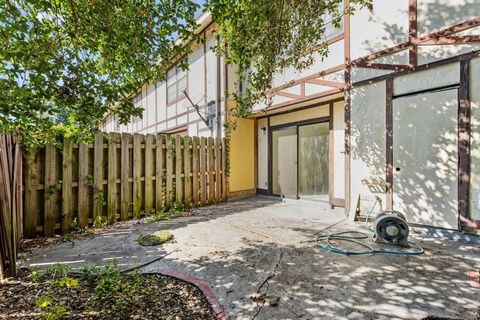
[216, 35, 222, 138]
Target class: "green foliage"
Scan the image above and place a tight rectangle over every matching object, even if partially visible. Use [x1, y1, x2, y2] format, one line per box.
[0, 0, 200, 146]
[56, 277, 79, 289]
[45, 263, 70, 280]
[205, 0, 370, 117]
[86, 174, 106, 208]
[80, 262, 152, 313]
[46, 180, 62, 195]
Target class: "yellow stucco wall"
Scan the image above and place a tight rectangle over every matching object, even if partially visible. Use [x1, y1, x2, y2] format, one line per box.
[228, 117, 255, 193]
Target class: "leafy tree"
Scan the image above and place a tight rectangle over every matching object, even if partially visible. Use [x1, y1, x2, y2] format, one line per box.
[1, 0, 369, 145]
[205, 0, 370, 118]
[0, 0, 200, 145]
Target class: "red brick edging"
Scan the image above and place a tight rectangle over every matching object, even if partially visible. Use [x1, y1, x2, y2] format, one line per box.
[147, 268, 227, 320]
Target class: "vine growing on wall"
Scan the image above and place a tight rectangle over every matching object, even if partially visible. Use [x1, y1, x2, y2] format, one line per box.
[205, 0, 371, 117]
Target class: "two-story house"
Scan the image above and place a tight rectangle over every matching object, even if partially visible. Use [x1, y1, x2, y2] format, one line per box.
[102, 0, 480, 232]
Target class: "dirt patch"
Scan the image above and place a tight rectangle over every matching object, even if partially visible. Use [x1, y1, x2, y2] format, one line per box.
[0, 266, 216, 320]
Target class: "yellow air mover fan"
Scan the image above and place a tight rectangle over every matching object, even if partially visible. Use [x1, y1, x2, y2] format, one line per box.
[372, 211, 409, 246]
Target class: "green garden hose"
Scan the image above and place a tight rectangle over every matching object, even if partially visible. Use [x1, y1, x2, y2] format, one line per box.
[315, 199, 424, 255]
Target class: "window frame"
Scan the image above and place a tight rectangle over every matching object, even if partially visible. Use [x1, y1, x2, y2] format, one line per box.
[166, 64, 188, 106]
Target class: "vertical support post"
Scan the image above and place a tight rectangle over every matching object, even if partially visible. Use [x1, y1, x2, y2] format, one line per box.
[343, 0, 352, 215]
[329, 103, 334, 207]
[458, 58, 471, 228]
[386, 78, 394, 211]
[408, 0, 418, 68]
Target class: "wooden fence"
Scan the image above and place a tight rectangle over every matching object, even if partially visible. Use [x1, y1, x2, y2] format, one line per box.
[24, 133, 227, 238]
[0, 135, 22, 279]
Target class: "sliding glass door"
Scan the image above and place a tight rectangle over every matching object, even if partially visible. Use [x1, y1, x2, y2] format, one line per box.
[298, 122, 329, 198]
[272, 127, 297, 198]
[271, 121, 329, 200]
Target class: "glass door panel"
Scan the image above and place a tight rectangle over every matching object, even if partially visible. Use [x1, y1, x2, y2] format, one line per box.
[272, 127, 297, 198]
[298, 122, 329, 198]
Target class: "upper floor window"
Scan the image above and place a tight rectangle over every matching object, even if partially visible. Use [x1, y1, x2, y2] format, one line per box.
[132, 92, 142, 123]
[322, 3, 344, 39]
[167, 64, 187, 105]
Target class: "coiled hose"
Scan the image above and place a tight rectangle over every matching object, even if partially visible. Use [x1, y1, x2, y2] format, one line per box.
[315, 200, 424, 255]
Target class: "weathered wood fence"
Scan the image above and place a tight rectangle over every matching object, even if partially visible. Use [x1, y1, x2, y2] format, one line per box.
[24, 133, 227, 238]
[0, 135, 23, 279]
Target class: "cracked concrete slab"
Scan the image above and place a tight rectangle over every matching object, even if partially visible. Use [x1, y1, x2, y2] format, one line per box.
[21, 197, 480, 320]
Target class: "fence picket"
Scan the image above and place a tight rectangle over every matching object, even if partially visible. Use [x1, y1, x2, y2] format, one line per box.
[175, 135, 183, 208]
[120, 133, 130, 221]
[192, 137, 199, 207]
[44, 143, 57, 237]
[155, 135, 166, 212]
[133, 134, 142, 218]
[207, 138, 215, 204]
[93, 135, 104, 224]
[184, 136, 192, 209]
[14, 133, 227, 238]
[166, 136, 173, 209]
[215, 137, 221, 204]
[144, 134, 154, 213]
[61, 138, 73, 232]
[24, 151, 38, 237]
[77, 143, 88, 228]
[107, 133, 117, 224]
[200, 137, 207, 205]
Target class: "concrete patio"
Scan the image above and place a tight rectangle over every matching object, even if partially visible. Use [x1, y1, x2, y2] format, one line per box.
[21, 197, 480, 320]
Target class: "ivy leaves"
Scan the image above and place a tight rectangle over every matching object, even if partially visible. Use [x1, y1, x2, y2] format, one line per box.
[205, 0, 370, 117]
[0, 0, 200, 145]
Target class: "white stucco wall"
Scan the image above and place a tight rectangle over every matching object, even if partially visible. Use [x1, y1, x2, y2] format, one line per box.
[350, 81, 387, 215]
